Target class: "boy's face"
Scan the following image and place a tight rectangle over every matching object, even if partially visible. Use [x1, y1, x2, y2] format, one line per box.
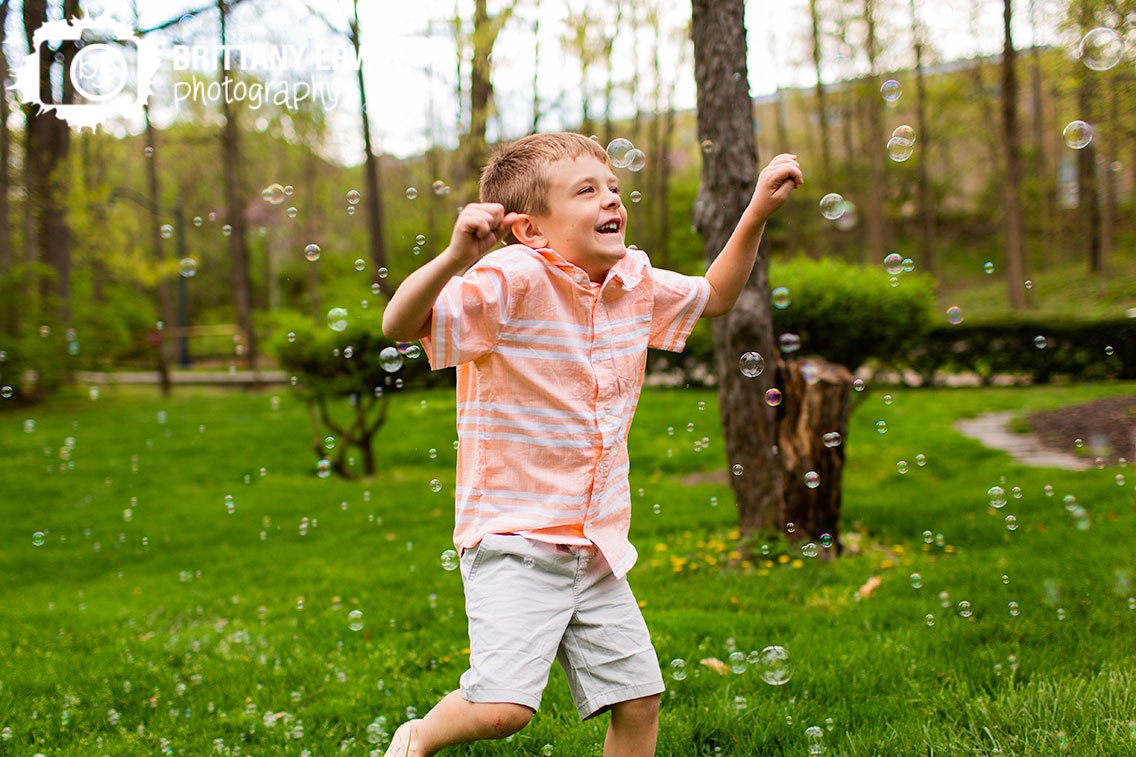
[522, 155, 627, 282]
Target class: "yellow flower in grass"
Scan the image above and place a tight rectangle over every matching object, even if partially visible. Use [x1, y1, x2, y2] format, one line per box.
[879, 559, 894, 569]
[894, 545, 905, 554]
[944, 545, 956, 553]
[655, 543, 668, 552]
[763, 560, 774, 569]
[791, 559, 804, 569]
[778, 554, 790, 564]
[757, 568, 770, 576]
[728, 550, 742, 560]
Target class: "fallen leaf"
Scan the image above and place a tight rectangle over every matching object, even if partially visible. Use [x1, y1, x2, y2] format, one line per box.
[700, 657, 729, 675]
[858, 575, 882, 598]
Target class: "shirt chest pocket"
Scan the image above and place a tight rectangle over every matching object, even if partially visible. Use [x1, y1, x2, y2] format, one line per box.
[603, 301, 652, 383]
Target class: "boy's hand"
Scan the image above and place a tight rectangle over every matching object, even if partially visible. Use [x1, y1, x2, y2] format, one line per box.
[749, 154, 804, 219]
[445, 203, 520, 267]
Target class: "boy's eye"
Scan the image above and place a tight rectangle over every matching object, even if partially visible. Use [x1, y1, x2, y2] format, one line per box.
[578, 186, 593, 194]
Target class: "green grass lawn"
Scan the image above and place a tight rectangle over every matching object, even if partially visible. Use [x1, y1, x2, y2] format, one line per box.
[1, 380, 1134, 755]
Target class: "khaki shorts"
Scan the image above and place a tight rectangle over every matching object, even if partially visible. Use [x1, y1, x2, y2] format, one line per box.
[458, 533, 665, 720]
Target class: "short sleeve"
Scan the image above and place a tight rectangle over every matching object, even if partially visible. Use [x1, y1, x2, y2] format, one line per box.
[648, 267, 711, 352]
[420, 261, 510, 369]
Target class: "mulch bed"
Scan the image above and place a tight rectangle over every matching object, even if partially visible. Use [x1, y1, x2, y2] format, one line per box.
[1027, 395, 1136, 465]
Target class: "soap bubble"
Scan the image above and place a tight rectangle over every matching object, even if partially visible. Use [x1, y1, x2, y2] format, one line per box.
[880, 79, 902, 103]
[1005, 514, 1018, 531]
[625, 149, 647, 172]
[405, 187, 418, 199]
[1034, 335, 1047, 349]
[607, 138, 634, 167]
[987, 486, 1007, 509]
[304, 244, 321, 262]
[779, 333, 801, 354]
[1063, 121, 1093, 149]
[379, 346, 403, 373]
[732, 463, 744, 476]
[822, 432, 842, 448]
[1008, 601, 1020, 617]
[262, 184, 286, 204]
[819, 193, 845, 220]
[669, 658, 687, 680]
[897, 460, 909, 474]
[957, 600, 973, 618]
[326, 307, 348, 332]
[429, 478, 443, 493]
[440, 549, 458, 571]
[875, 420, 888, 434]
[946, 306, 963, 325]
[1079, 27, 1123, 71]
[316, 460, 331, 478]
[729, 651, 747, 673]
[346, 189, 361, 205]
[771, 286, 791, 309]
[739, 351, 765, 378]
[630, 191, 642, 203]
[887, 136, 914, 162]
[910, 573, 923, 589]
[32, 531, 46, 546]
[758, 645, 794, 685]
[348, 610, 364, 631]
[354, 259, 366, 272]
[178, 258, 198, 277]
[892, 125, 916, 143]
[765, 388, 783, 406]
[432, 180, 450, 196]
[820, 533, 834, 549]
[804, 470, 820, 489]
[884, 252, 904, 275]
[160, 224, 173, 239]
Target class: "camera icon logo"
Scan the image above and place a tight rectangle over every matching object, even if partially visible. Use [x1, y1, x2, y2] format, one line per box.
[13, 15, 160, 130]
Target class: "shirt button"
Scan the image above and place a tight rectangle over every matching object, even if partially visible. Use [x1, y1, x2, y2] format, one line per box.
[574, 274, 589, 286]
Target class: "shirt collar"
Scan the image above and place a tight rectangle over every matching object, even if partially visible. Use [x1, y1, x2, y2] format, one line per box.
[529, 246, 644, 294]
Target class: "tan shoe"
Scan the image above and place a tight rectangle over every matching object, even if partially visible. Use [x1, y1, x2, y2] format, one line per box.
[383, 719, 418, 757]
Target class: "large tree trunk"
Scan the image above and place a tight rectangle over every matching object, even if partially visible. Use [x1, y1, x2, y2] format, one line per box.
[23, 0, 76, 326]
[776, 358, 852, 551]
[1027, 0, 1056, 270]
[1000, 0, 1027, 310]
[352, 0, 389, 286]
[690, 0, 783, 537]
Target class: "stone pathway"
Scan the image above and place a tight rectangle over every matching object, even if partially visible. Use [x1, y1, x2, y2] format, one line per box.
[954, 411, 1092, 471]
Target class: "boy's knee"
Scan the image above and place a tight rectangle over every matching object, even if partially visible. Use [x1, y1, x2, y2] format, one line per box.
[612, 693, 660, 727]
[474, 702, 533, 737]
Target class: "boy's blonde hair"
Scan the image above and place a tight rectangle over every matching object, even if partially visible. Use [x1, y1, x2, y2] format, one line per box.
[480, 132, 611, 243]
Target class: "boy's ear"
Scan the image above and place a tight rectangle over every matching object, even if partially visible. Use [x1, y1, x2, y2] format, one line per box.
[511, 214, 547, 249]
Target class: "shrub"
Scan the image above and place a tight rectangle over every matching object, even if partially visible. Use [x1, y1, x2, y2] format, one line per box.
[769, 257, 937, 371]
[272, 309, 451, 478]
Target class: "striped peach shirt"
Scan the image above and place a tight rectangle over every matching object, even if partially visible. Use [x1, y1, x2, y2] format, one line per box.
[421, 244, 710, 579]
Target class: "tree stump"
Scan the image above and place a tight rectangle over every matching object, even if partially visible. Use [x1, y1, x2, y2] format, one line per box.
[775, 356, 853, 555]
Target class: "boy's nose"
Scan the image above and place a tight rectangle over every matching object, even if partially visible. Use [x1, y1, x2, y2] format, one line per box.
[603, 189, 621, 208]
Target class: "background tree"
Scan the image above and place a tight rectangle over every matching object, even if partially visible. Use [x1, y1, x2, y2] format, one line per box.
[216, 0, 257, 369]
[22, 0, 78, 326]
[1001, 0, 1028, 309]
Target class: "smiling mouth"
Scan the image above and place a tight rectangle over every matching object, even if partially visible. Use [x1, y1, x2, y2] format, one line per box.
[596, 221, 622, 234]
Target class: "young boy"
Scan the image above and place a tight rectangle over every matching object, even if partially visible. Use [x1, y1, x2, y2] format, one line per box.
[382, 132, 802, 756]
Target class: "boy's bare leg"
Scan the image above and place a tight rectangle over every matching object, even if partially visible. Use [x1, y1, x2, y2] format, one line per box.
[385, 690, 534, 756]
[603, 694, 661, 757]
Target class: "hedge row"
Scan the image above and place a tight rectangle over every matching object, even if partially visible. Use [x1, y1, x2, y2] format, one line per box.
[897, 318, 1135, 383]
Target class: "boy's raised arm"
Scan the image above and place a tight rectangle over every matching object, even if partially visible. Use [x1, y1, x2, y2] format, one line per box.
[701, 154, 803, 318]
[382, 203, 519, 342]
